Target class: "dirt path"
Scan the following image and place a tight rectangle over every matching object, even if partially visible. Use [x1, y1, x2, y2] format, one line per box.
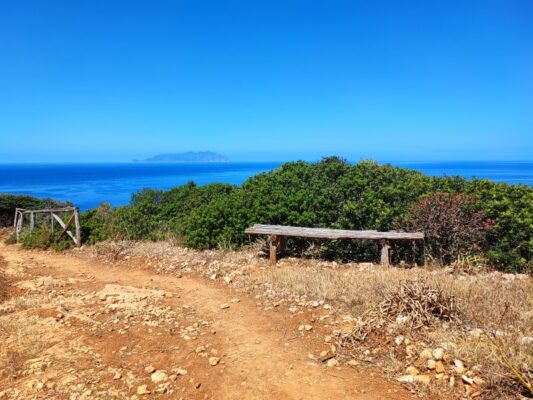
[0, 243, 414, 399]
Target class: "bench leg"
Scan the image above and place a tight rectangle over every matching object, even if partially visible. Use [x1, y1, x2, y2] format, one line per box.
[380, 240, 391, 267]
[270, 235, 281, 265]
[278, 236, 285, 257]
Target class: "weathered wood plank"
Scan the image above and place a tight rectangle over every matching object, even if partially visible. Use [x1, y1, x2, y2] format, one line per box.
[13, 210, 19, 229]
[269, 235, 279, 265]
[380, 240, 391, 267]
[60, 213, 75, 237]
[52, 213, 77, 245]
[19, 207, 77, 214]
[16, 212, 23, 242]
[245, 224, 424, 240]
[29, 212, 35, 233]
[74, 208, 81, 247]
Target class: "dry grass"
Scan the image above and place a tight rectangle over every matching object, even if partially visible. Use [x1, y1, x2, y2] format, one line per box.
[0, 316, 50, 379]
[379, 280, 459, 328]
[258, 264, 533, 398]
[0, 255, 9, 303]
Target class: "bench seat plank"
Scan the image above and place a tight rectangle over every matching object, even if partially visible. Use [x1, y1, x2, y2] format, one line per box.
[245, 224, 424, 240]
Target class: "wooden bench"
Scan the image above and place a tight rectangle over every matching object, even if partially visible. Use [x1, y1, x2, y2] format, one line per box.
[244, 224, 424, 266]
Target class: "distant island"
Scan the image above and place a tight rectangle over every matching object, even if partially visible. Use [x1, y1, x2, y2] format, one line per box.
[136, 151, 229, 163]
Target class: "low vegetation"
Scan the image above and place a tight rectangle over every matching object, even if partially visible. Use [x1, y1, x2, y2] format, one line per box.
[3, 158, 532, 271]
[0, 194, 66, 227]
[76, 158, 532, 272]
[258, 262, 532, 395]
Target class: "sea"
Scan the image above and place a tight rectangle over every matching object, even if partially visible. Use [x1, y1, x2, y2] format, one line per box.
[0, 161, 531, 211]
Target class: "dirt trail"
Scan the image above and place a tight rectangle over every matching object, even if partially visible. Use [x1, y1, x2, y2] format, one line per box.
[0, 243, 414, 399]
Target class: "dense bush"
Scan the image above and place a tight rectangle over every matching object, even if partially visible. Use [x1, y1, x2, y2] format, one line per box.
[0, 194, 67, 227]
[18, 227, 74, 251]
[11, 159, 530, 272]
[398, 193, 487, 265]
[76, 158, 532, 271]
[79, 183, 238, 243]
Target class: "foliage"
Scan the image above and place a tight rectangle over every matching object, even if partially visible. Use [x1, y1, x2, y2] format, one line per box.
[467, 181, 533, 272]
[182, 191, 249, 249]
[20, 227, 54, 249]
[1, 194, 74, 251]
[19, 227, 74, 251]
[0, 194, 67, 227]
[398, 193, 487, 265]
[74, 159, 533, 272]
[4, 233, 17, 245]
[80, 203, 112, 244]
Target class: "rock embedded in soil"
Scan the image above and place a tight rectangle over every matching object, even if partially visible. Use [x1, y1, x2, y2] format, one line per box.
[414, 375, 431, 385]
[144, 365, 156, 374]
[298, 324, 313, 332]
[453, 359, 465, 374]
[209, 357, 220, 366]
[151, 370, 168, 383]
[435, 361, 445, 374]
[432, 347, 444, 361]
[326, 358, 339, 368]
[419, 349, 433, 360]
[195, 345, 206, 353]
[397, 375, 415, 383]
[137, 385, 151, 395]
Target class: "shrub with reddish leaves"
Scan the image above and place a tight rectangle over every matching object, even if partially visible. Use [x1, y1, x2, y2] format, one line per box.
[399, 193, 488, 265]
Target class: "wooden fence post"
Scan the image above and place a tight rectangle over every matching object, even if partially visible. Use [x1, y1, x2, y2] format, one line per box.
[13, 209, 19, 229]
[29, 212, 35, 233]
[16, 212, 23, 242]
[74, 207, 81, 247]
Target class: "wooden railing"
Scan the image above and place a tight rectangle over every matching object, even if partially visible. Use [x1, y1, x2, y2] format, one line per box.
[14, 206, 81, 247]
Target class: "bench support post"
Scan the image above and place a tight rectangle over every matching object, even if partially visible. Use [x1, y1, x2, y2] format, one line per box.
[380, 240, 391, 267]
[270, 235, 283, 265]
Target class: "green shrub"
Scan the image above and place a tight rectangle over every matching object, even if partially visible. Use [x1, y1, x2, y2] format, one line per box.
[50, 239, 74, 251]
[0, 194, 67, 227]
[80, 203, 112, 244]
[4, 233, 17, 245]
[182, 191, 249, 250]
[21, 228, 53, 249]
[19, 227, 74, 251]
[79, 158, 532, 272]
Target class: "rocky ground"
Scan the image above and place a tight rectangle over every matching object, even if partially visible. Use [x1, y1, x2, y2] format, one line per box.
[75, 240, 533, 400]
[0, 240, 416, 400]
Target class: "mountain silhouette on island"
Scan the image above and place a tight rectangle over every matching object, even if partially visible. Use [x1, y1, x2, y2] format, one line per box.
[137, 151, 229, 162]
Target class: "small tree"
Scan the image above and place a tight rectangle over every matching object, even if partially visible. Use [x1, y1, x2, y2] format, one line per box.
[399, 193, 488, 265]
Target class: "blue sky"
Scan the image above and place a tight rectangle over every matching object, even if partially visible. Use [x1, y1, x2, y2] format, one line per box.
[1, 0, 532, 162]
